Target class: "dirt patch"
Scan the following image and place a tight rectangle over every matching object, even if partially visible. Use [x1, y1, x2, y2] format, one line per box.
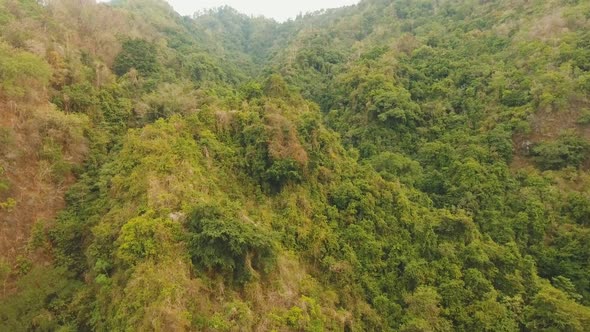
[512, 106, 590, 169]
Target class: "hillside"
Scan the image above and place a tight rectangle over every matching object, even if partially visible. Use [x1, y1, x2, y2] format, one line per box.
[1, 0, 590, 331]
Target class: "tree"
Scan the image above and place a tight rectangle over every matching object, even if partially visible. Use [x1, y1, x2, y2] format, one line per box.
[113, 39, 158, 77]
[116, 216, 176, 266]
[552, 276, 583, 302]
[264, 74, 288, 98]
[532, 133, 590, 170]
[186, 203, 276, 284]
[0, 267, 81, 331]
[400, 286, 452, 332]
[525, 283, 590, 331]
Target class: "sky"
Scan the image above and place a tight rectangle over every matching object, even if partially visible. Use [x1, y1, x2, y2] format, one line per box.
[166, 0, 360, 22]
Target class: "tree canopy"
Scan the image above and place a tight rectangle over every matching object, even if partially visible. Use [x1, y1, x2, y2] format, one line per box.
[0, 0, 590, 330]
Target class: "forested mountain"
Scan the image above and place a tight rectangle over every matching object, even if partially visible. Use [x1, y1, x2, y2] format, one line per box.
[1, 0, 590, 330]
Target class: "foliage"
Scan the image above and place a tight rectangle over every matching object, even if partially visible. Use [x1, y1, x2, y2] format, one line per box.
[1, 0, 590, 330]
[0, 41, 51, 99]
[525, 283, 590, 331]
[532, 133, 590, 170]
[113, 39, 158, 77]
[0, 166, 15, 211]
[115, 215, 178, 266]
[0, 267, 82, 332]
[0, 259, 9, 295]
[186, 203, 276, 284]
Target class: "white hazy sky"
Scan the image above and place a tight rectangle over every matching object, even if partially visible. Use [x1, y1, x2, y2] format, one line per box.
[167, 0, 360, 21]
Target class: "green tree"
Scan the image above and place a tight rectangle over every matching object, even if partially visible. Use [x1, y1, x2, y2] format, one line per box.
[525, 283, 590, 331]
[186, 203, 276, 284]
[400, 286, 452, 332]
[113, 39, 158, 76]
[533, 133, 590, 170]
[116, 216, 177, 266]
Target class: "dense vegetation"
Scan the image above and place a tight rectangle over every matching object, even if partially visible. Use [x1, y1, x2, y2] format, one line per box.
[0, 0, 590, 330]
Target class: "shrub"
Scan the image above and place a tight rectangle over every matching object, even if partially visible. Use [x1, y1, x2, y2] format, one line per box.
[0, 166, 9, 193]
[39, 139, 71, 184]
[0, 41, 51, 99]
[0, 127, 14, 156]
[0, 166, 15, 211]
[576, 109, 590, 125]
[28, 220, 47, 250]
[0, 259, 10, 295]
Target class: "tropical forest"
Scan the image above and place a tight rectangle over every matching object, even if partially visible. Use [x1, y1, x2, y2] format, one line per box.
[0, 0, 590, 330]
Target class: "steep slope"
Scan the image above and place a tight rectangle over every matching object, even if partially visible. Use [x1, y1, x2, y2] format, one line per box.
[268, 0, 590, 310]
[0, 0, 590, 331]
